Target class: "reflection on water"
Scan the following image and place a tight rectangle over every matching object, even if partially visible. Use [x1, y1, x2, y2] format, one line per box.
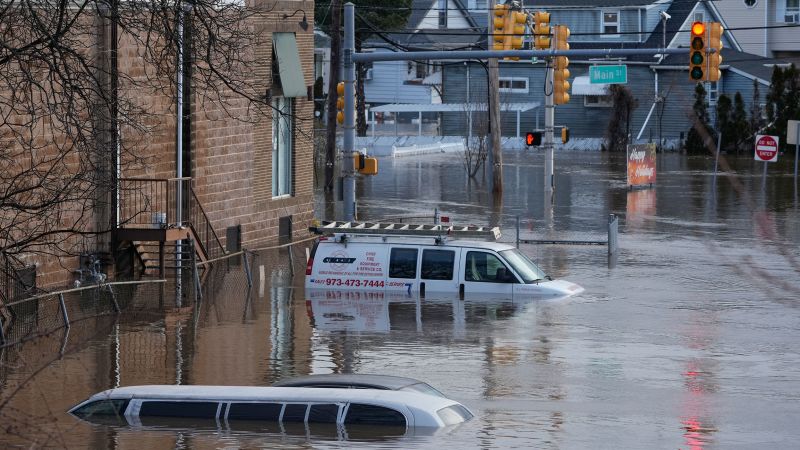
[2, 152, 800, 448]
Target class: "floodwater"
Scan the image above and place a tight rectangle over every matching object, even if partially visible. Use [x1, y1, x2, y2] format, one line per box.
[2, 150, 799, 449]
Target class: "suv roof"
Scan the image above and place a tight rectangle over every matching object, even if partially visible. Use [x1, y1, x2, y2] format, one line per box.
[273, 374, 445, 397]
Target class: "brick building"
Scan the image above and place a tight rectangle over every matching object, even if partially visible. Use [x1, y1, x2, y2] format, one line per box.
[1, 1, 316, 294]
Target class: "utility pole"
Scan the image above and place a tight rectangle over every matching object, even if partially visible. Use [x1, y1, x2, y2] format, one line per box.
[324, 0, 342, 193]
[343, 3, 356, 221]
[489, 0, 503, 194]
[544, 64, 554, 193]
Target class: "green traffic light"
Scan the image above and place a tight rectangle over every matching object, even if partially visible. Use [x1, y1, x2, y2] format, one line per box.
[692, 37, 704, 50]
[690, 67, 704, 80]
[691, 51, 704, 65]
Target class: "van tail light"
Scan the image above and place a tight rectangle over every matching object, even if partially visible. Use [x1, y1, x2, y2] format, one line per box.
[306, 257, 314, 276]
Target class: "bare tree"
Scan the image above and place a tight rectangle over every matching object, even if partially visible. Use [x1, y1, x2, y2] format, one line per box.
[461, 101, 488, 178]
[0, 1, 290, 297]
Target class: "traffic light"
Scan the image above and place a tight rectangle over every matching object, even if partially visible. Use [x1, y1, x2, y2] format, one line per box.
[689, 22, 706, 81]
[561, 127, 570, 144]
[553, 25, 571, 105]
[526, 131, 542, 146]
[506, 11, 527, 61]
[492, 4, 509, 52]
[336, 82, 345, 124]
[707, 22, 723, 82]
[533, 11, 551, 50]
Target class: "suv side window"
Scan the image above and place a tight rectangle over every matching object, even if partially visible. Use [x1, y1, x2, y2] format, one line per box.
[282, 404, 308, 422]
[389, 248, 418, 279]
[344, 403, 406, 426]
[465, 251, 513, 283]
[421, 249, 455, 280]
[228, 402, 283, 421]
[72, 399, 129, 417]
[139, 401, 219, 418]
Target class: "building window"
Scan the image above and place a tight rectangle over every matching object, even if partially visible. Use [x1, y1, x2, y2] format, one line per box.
[498, 77, 529, 93]
[438, 0, 448, 28]
[694, 12, 705, 22]
[744, 0, 757, 8]
[272, 96, 293, 197]
[602, 11, 619, 36]
[584, 95, 613, 107]
[783, 0, 800, 23]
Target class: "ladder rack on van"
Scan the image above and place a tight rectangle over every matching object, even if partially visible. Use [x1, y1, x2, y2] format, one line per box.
[311, 221, 501, 241]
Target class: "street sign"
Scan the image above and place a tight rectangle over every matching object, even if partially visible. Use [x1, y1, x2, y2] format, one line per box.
[590, 65, 628, 84]
[754, 134, 779, 162]
[788, 120, 799, 145]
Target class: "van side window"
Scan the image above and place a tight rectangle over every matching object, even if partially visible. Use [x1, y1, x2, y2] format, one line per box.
[228, 402, 282, 421]
[344, 403, 406, 426]
[421, 249, 455, 280]
[389, 248, 418, 279]
[282, 403, 308, 422]
[139, 401, 219, 418]
[465, 251, 513, 283]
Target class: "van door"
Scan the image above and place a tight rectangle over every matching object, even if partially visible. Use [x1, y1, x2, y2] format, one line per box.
[419, 248, 460, 295]
[386, 247, 419, 293]
[459, 250, 515, 297]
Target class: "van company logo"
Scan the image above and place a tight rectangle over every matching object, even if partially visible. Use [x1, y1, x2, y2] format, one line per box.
[324, 251, 356, 270]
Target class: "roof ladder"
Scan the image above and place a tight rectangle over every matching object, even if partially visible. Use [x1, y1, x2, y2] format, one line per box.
[311, 221, 501, 241]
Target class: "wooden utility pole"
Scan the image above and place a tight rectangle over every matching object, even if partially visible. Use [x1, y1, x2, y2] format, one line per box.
[488, 0, 503, 194]
[324, 0, 342, 192]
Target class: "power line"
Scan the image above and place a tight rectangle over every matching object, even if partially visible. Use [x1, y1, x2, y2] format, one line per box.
[316, 0, 728, 11]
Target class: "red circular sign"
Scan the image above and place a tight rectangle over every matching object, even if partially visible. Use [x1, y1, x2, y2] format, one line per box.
[755, 135, 778, 162]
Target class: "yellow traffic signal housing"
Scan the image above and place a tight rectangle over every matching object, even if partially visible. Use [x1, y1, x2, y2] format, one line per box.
[506, 11, 527, 60]
[561, 127, 570, 144]
[552, 25, 571, 105]
[707, 22, 723, 82]
[533, 11, 551, 50]
[689, 22, 706, 81]
[492, 4, 509, 51]
[353, 152, 378, 175]
[336, 82, 345, 124]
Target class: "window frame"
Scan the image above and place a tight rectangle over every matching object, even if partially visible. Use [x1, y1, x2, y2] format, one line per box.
[438, 0, 448, 28]
[389, 247, 419, 279]
[421, 249, 456, 280]
[464, 251, 514, 283]
[272, 96, 293, 198]
[601, 11, 620, 37]
[584, 95, 614, 108]
[498, 77, 529, 94]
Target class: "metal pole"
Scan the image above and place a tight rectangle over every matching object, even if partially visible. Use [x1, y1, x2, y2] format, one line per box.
[466, 62, 472, 142]
[59, 293, 70, 329]
[544, 64, 554, 192]
[795, 126, 799, 188]
[762, 161, 768, 191]
[418, 111, 422, 136]
[516, 215, 520, 249]
[242, 251, 253, 288]
[343, 3, 356, 221]
[352, 48, 688, 63]
[713, 131, 721, 179]
[516, 110, 520, 138]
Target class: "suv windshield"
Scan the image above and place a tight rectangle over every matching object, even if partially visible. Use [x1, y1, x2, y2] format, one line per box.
[499, 249, 547, 283]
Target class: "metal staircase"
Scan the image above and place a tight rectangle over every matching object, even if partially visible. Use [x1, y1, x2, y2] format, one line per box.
[114, 178, 226, 277]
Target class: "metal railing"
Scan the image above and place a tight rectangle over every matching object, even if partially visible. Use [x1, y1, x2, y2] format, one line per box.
[118, 177, 226, 259]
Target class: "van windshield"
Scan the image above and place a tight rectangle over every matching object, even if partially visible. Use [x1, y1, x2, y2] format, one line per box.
[499, 249, 547, 283]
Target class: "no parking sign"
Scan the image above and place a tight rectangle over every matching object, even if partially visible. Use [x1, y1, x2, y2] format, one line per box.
[754, 135, 779, 162]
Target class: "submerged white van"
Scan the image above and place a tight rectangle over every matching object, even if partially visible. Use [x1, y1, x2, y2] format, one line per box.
[306, 222, 584, 298]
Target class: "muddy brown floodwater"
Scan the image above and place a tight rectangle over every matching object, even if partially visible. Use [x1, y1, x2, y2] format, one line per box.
[1, 150, 799, 449]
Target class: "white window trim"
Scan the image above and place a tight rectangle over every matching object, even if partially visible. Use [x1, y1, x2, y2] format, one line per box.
[779, 0, 800, 23]
[584, 95, 613, 108]
[498, 77, 529, 93]
[272, 96, 293, 198]
[693, 11, 705, 23]
[601, 11, 620, 38]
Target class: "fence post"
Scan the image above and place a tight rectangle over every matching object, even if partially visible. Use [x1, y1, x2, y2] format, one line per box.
[109, 285, 120, 313]
[59, 293, 70, 329]
[516, 215, 520, 249]
[608, 214, 618, 255]
[191, 239, 202, 301]
[242, 250, 253, 288]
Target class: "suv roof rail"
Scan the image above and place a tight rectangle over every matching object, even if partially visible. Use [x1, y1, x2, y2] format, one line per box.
[309, 221, 501, 241]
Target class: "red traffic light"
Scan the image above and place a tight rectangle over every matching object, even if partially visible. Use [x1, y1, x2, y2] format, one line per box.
[691, 22, 705, 36]
[526, 132, 542, 146]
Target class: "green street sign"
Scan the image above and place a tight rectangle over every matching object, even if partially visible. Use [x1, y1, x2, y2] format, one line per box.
[589, 65, 628, 84]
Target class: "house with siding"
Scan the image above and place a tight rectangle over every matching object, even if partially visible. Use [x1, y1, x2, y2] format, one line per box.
[712, 0, 800, 63]
[440, 0, 788, 145]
